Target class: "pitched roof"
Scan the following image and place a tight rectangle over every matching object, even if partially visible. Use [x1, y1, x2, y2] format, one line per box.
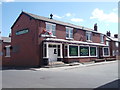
[0, 37, 11, 43]
[106, 36, 119, 42]
[22, 11, 102, 34]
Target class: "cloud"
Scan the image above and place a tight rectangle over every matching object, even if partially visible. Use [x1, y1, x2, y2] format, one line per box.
[3, 0, 15, 2]
[65, 13, 72, 17]
[112, 8, 118, 12]
[53, 14, 63, 19]
[90, 8, 118, 23]
[71, 18, 84, 22]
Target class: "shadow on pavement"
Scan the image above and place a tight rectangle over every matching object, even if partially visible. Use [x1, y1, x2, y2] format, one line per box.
[1, 66, 40, 71]
[94, 79, 120, 89]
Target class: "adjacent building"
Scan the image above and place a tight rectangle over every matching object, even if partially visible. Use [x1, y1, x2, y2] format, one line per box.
[0, 37, 12, 67]
[106, 31, 120, 59]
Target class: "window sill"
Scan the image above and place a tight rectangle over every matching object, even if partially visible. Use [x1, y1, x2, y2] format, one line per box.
[101, 42, 104, 44]
[41, 34, 56, 38]
[5, 56, 10, 57]
[86, 40, 92, 42]
[66, 38, 74, 40]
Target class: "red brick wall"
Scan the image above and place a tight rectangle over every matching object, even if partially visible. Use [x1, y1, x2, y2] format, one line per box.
[64, 57, 97, 63]
[38, 21, 103, 44]
[11, 14, 40, 67]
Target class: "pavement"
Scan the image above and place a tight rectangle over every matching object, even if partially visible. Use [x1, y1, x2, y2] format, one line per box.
[31, 60, 118, 71]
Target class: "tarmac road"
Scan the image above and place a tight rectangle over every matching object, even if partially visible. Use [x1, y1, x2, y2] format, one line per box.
[2, 60, 119, 88]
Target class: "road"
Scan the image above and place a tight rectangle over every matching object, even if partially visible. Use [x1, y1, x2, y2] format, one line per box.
[2, 60, 119, 88]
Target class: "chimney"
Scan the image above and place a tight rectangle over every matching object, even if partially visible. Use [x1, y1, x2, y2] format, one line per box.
[114, 34, 118, 38]
[94, 23, 97, 31]
[9, 33, 11, 37]
[50, 14, 53, 19]
[106, 31, 111, 37]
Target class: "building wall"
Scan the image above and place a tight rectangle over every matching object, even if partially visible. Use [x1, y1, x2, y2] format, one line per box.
[11, 14, 40, 67]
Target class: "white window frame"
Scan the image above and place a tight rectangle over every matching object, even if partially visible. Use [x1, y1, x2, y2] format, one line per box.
[65, 44, 97, 58]
[45, 22, 56, 37]
[66, 27, 73, 39]
[5, 45, 11, 57]
[86, 31, 92, 42]
[79, 45, 90, 57]
[69, 45, 79, 57]
[115, 42, 119, 47]
[103, 47, 110, 57]
[90, 46, 98, 57]
[106, 41, 109, 46]
[100, 34, 104, 43]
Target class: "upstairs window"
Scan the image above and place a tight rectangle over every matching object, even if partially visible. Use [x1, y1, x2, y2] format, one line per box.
[86, 31, 92, 41]
[100, 34, 104, 43]
[46, 22, 56, 36]
[66, 27, 73, 39]
[106, 41, 109, 46]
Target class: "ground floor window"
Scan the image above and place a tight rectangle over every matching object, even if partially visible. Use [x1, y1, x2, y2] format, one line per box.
[5, 46, 10, 57]
[80, 46, 89, 56]
[90, 47, 96, 56]
[69, 45, 78, 56]
[103, 47, 109, 56]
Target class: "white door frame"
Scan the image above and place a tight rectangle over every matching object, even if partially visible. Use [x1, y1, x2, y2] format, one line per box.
[43, 42, 63, 59]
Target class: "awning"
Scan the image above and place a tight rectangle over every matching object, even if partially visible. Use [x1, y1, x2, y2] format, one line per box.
[44, 38, 108, 47]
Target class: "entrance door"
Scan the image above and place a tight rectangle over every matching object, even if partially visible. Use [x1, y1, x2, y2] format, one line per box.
[48, 46, 57, 62]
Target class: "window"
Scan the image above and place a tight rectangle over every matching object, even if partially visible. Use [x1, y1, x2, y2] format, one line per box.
[5, 46, 10, 57]
[86, 31, 92, 41]
[43, 44, 47, 57]
[80, 46, 89, 56]
[103, 47, 109, 56]
[115, 42, 119, 47]
[0, 52, 3, 56]
[16, 29, 29, 35]
[46, 22, 56, 36]
[100, 34, 104, 43]
[106, 41, 109, 46]
[66, 27, 73, 39]
[69, 45, 78, 56]
[113, 50, 115, 56]
[90, 47, 96, 56]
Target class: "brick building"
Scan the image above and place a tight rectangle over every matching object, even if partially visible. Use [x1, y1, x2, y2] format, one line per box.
[0, 37, 12, 67]
[2, 11, 115, 67]
[106, 31, 120, 59]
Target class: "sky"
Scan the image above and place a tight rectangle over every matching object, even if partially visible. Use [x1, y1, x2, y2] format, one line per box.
[0, 1, 118, 37]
